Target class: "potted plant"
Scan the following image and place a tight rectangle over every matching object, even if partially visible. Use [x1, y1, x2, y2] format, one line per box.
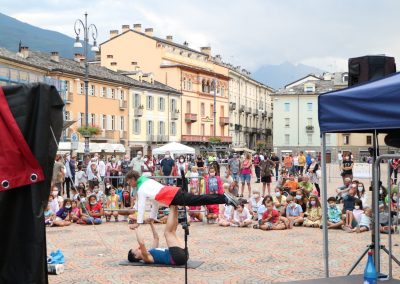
[209, 137, 222, 143]
[77, 125, 102, 137]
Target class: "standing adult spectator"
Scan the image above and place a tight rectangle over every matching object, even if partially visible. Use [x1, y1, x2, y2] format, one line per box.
[196, 155, 205, 177]
[160, 151, 175, 185]
[228, 153, 241, 184]
[389, 159, 400, 184]
[176, 155, 189, 187]
[253, 153, 261, 183]
[292, 153, 299, 176]
[337, 151, 343, 168]
[129, 152, 143, 175]
[240, 153, 253, 198]
[283, 154, 293, 174]
[87, 160, 101, 190]
[64, 153, 74, 198]
[298, 151, 306, 175]
[141, 155, 155, 177]
[52, 155, 65, 194]
[306, 153, 312, 168]
[270, 152, 280, 181]
[98, 155, 106, 182]
[306, 158, 321, 197]
[341, 155, 354, 182]
[259, 157, 275, 197]
[110, 157, 120, 188]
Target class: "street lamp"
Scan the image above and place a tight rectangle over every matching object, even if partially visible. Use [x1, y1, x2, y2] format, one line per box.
[74, 12, 98, 155]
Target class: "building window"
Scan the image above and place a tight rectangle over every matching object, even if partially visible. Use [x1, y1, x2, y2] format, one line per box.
[201, 103, 205, 116]
[171, 122, 176, 136]
[186, 100, 191, 113]
[307, 118, 312, 126]
[133, 119, 140, 134]
[111, 88, 115, 99]
[183, 77, 187, 90]
[366, 135, 372, 145]
[343, 134, 350, 145]
[102, 115, 107, 129]
[210, 124, 214, 136]
[90, 85, 95, 96]
[188, 79, 192, 90]
[65, 111, 70, 121]
[158, 97, 165, 111]
[285, 118, 290, 128]
[120, 90, 124, 100]
[134, 93, 141, 108]
[146, 96, 154, 110]
[307, 134, 312, 145]
[284, 102, 290, 112]
[111, 115, 115, 130]
[159, 121, 165, 135]
[307, 102, 312, 111]
[171, 98, 176, 112]
[100, 87, 106, 97]
[210, 104, 213, 117]
[90, 113, 95, 125]
[284, 134, 290, 145]
[201, 124, 205, 136]
[186, 123, 191, 135]
[79, 83, 84, 95]
[326, 134, 331, 145]
[79, 112, 85, 126]
[120, 116, 124, 131]
[146, 121, 153, 135]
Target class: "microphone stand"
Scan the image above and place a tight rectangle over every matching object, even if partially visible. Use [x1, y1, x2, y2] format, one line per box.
[179, 169, 189, 284]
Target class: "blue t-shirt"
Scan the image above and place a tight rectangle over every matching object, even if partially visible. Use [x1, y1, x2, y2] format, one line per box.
[149, 248, 172, 265]
[208, 176, 219, 194]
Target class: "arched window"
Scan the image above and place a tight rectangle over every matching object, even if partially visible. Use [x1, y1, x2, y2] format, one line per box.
[206, 80, 211, 93]
[210, 80, 215, 93]
[188, 79, 192, 90]
[202, 79, 206, 92]
[183, 77, 187, 90]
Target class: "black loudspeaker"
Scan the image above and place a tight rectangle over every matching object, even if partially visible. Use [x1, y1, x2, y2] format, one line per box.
[385, 133, 400, 149]
[348, 55, 396, 86]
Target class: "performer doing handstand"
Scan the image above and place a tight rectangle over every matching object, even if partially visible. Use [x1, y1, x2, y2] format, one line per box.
[125, 170, 239, 228]
[128, 206, 187, 265]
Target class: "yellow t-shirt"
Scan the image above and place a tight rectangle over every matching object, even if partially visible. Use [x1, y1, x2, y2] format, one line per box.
[298, 155, 306, 167]
[108, 195, 119, 209]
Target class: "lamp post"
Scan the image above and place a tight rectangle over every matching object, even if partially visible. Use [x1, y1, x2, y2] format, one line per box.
[213, 78, 217, 138]
[73, 12, 99, 155]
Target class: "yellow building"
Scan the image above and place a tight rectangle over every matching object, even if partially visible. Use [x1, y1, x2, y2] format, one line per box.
[0, 46, 180, 157]
[100, 24, 232, 152]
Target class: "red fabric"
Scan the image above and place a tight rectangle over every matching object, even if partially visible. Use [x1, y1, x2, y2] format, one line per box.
[155, 186, 180, 206]
[206, 204, 219, 214]
[204, 175, 223, 194]
[0, 87, 44, 191]
[262, 209, 280, 224]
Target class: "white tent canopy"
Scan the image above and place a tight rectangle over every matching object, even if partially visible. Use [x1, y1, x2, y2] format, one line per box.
[58, 142, 126, 154]
[152, 142, 195, 156]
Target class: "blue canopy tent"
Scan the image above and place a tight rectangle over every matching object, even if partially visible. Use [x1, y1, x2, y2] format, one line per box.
[318, 72, 400, 280]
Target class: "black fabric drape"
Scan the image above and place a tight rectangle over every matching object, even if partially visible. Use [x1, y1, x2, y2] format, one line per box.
[0, 83, 64, 284]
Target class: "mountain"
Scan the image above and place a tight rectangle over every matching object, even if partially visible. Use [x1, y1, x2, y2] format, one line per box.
[252, 61, 326, 90]
[0, 12, 93, 59]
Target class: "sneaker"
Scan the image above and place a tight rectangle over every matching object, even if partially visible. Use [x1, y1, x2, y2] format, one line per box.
[230, 223, 239, 227]
[224, 192, 239, 208]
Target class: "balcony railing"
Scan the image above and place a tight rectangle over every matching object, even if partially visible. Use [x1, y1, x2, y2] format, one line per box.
[229, 102, 236, 111]
[181, 135, 232, 143]
[239, 105, 245, 113]
[245, 107, 252, 114]
[306, 125, 314, 133]
[219, 117, 229, 126]
[65, 92, 73, 103]
[243, 126, 249, 133]
[251, 127, 257, 133]
[185, 113, 197, 123]
[171, 110, 180, 120]
[134, 107, 143, 117]
[119, 100, 127, 109]
[146, 135, 169, 143]
[234, 124, 242, 131]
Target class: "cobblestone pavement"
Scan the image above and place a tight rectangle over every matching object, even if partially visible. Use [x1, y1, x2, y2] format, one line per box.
[47, 164, 400, 284]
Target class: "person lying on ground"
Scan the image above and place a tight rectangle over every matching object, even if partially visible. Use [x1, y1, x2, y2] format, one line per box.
[125, 170, 239, 229]
[128, 205, 188, 265]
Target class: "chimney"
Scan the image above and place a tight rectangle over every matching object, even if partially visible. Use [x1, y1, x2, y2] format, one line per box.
[50, 51, 59, 63]
[145, 28, 153, 37]
[74, 53, 83, 62]
[133, 24, 142, 32]
[110, 30, 119, 39]
[200, 46, 211, 56]
[20, 46, 29, 58]
[166, 35, 173, 42]
[121, 24, 130, 33]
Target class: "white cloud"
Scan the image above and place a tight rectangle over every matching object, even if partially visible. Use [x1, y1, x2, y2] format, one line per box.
[3, 0, 400, 72]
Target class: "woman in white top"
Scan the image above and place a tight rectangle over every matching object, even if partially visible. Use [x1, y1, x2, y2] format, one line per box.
[176, 155, 189, 187]
[218, 204, 234, 227]
[141, 155, 154, 177]
[232, 203, 253, 227]
[248, 190, 263, 219]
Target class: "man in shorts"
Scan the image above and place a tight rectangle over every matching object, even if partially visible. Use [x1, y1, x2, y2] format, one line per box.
[260, 158, 275, 197]
[128, 206, 188, 265]
[228, 153, 241, 182]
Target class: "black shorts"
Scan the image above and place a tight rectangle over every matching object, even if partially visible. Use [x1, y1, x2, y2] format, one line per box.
[261, 176, 272, 184]
[169, 246, 188, 265]
[360, 225, 370, 231]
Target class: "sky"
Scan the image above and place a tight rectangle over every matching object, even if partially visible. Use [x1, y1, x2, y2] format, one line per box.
[1, 0, 400, 72]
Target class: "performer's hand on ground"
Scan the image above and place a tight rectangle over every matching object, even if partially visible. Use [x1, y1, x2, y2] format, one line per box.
[129, 223, 139, 230]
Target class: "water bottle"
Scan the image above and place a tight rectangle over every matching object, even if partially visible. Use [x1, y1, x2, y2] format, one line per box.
[364, 251, 377, 284]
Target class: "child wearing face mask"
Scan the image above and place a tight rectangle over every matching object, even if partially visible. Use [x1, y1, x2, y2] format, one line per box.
[248, 190, 263, 219]
[303, 195, 322, 228]
[54, 199, 73, 227]
[204, 168, 223, 224]
[70, 200, 81, 223]
[326, 197, 344, 229]
[81, 195, 103, 225]
[343, 199, 364, 232]
[44, 202, 55, 227]
[189, 166, 199, 191]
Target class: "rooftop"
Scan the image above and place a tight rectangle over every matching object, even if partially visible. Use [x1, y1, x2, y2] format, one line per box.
[0, 47, 180, 95]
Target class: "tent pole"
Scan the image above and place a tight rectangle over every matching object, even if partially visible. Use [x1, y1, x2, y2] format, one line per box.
[321, 133, 329, 278]
[373, 131, 380, 274]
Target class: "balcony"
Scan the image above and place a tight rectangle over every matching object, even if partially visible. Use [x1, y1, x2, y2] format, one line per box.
[181, 135, 232, 143]
[268, 113, 273, 119]
[251, 127, 257, 133]
[262, 128, 272, 136]
[234, 124, 242, 131]
[119, 100, 127, 109]
[134, 107, 143, 117]
[306, 125, 314, 133]
[229, 102, 237, 111]
[171, 110, 180, 120]
[239, 105, 245, 113]
[147, 135, 169, 143]
[120, 131, 127, 139]
[105, 130, 116, 139]
[243, 126, 249, 133]
[65, 92, 73, 103]
[252, 109, 258, 116]
[261, 111, 267, 118]
[219, 117, 229, 126]
[245, 107, 252, 114]
[185, 113, 197, 123]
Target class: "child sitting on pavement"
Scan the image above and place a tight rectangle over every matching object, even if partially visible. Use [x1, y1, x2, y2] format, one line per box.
[303, 195, 322, 228]
[218, 204, 234, 227]
[44, 202, 55, 227]
[349, 207, 372, 233]
[188, 187, 204, 222]
[258, 201, 287, 230]
[286, 195, 304, 228]
[70, 200, 81, 223]
[326, 197, 344, 229]
[342, 199, 364, 232]
[205, 168, 223, 224]
[231, 201, 253, 227]
[105, 187, 120, 222]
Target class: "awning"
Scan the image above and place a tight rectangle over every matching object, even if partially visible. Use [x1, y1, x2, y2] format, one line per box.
[231, 147, 256, 154]
[57, 142, 126, 153]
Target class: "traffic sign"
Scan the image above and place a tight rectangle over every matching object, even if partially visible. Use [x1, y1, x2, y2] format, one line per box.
[71, 132, 78, 150]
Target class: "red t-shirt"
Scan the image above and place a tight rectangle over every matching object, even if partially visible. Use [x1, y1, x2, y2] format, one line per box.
[86, 203, 102, 215]
[262, 209, 280, 224]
